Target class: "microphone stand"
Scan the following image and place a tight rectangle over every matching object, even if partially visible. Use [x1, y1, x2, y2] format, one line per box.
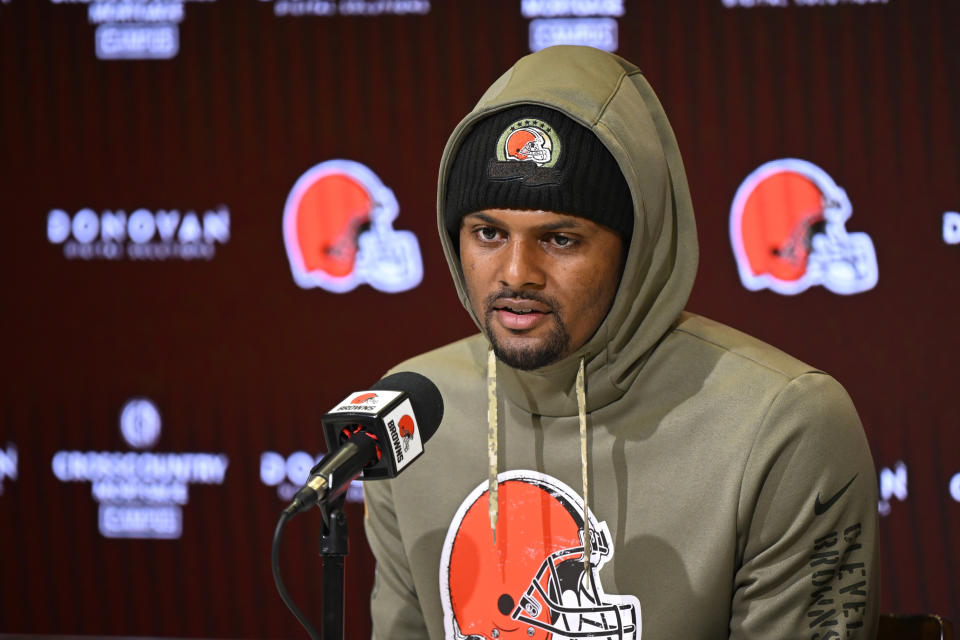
[318, 494, 348, 640]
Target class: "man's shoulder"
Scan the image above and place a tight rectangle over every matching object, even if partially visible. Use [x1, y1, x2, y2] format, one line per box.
[670, 312, 821, 381]
[667, 313, 863, 447]
[387, 333, 488, 381]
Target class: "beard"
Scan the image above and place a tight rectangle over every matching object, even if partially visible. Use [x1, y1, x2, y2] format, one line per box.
[482, 289, 570, 371]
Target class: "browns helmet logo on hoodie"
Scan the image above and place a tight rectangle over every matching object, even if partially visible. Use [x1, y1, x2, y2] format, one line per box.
[440, 470, 641, 639]
[283, 159, 424, 294]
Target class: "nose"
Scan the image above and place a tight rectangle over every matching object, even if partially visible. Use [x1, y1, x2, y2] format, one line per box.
[500, 238, 546, 289]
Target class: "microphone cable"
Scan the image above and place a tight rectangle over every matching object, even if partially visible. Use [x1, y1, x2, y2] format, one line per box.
[272, 510, 320, 640]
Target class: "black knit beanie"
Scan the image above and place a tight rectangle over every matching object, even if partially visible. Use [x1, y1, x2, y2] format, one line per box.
[444, 104, 633, 246]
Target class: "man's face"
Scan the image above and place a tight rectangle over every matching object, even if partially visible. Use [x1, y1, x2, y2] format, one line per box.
[459, 208, 625, 371]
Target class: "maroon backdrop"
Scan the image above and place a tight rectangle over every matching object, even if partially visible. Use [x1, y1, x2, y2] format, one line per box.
[1, 1, 957, 637]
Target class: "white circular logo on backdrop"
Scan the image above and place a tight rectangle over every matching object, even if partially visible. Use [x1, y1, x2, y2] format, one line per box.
[120, 398, 162, 450]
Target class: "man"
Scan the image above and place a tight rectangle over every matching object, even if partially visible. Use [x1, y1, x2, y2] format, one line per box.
[364, 45, 879, 639]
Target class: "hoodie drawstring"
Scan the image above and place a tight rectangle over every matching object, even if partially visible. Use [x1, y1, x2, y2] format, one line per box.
[486, 349, 592, 573]
[487, 347, 498, 543]
[577, 356, 592, 573]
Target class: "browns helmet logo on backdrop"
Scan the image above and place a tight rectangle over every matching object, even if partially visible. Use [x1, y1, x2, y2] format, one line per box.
[283, 159, 423, 293]
[729, 158, 878, 295]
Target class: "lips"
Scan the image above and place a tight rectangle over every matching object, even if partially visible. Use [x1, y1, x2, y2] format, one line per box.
[491, 297, 551, 331]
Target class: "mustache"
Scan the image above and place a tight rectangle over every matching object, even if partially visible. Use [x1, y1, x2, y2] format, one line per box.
[482, 288, 560, 312]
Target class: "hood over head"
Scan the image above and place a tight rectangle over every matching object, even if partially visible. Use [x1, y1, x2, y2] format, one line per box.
[437, 45, 698, 417]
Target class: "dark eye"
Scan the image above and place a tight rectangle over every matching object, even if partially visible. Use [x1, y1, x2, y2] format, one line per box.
[478, 227, 499, 241]
[550, 234, 572, 247]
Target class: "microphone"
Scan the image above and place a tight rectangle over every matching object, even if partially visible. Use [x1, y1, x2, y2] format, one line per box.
[284, 371, 443, 516]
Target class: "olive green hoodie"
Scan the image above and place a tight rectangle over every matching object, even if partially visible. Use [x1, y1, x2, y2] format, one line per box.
[364, 45, 879, 640]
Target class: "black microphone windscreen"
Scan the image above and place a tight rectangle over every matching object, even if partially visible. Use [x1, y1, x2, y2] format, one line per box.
[371, 372, 444, 441]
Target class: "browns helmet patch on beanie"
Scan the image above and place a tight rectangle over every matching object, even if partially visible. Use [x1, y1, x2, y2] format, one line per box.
[444, 104, 633, 245]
